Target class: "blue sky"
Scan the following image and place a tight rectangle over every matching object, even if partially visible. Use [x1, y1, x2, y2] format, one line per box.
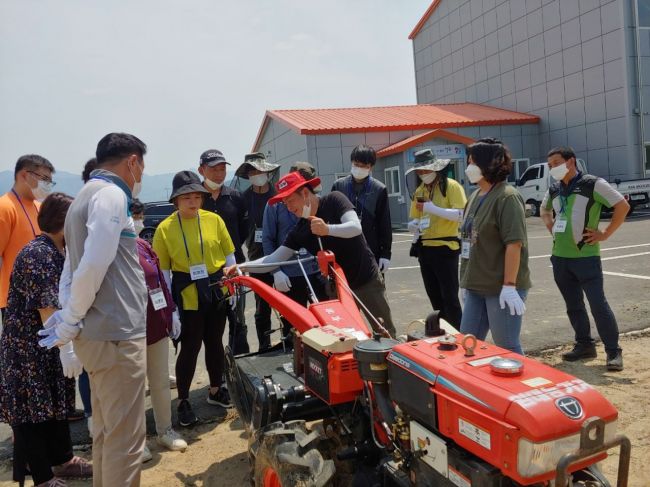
[1, 0, 430, 175]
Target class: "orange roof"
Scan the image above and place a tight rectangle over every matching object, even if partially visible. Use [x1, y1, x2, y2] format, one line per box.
[409, 0, 441, 40]
[252, 103, 538, 150]
[376, 129, 475, 158]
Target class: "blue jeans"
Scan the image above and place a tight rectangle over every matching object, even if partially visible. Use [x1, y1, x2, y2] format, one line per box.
[460, 289, 528, 355]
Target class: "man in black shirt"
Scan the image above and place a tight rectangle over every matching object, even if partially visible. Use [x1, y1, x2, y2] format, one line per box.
[331, 144, 392, 272]
[198, 149, 250, 354]
[228, 171, 396, 337]
[235, 152, 280, 351]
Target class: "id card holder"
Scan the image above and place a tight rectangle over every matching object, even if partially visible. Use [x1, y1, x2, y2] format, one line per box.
[149, 288, 167, 311]
[553, 218, 567, 233]
[254, 229, 263, 243]
[419, 216, 431, 230]
[190, 263, 209, 281]
[461, 239, 471, 259]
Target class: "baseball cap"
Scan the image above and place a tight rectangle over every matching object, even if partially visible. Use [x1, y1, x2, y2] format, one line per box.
[199, 149, 230, 167]
[268, 171, 321, 206]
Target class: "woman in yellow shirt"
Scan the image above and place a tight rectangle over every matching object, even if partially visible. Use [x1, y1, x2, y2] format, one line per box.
[153, 171, 236, 427]
[407, 149, 467, 329]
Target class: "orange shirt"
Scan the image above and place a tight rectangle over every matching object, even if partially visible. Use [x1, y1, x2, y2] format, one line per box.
[0, 190, 41, 308]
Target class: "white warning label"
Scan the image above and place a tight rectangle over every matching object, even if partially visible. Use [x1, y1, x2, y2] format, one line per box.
[448, 466, 471, 487]
[458, 418, 491, 450]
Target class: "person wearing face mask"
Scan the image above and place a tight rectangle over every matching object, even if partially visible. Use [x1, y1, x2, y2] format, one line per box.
[225, 171, 396, 338]
[406, 149, 467, 330]
[459, 138, 531, 355]
[540, 147, 628, 371]
[40, 133, 150, 485]
[234, 153, 280, 351]
[199, 149, 250, 355]
[331, 145, 392, 273]
[0, 155, 55, 316]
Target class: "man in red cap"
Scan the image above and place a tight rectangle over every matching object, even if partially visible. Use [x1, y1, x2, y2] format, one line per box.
[226, 171, 396, 337]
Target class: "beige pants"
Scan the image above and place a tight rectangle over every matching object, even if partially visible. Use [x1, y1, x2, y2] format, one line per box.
[147, 337, 172, 436]
[75, 337, 146, 487]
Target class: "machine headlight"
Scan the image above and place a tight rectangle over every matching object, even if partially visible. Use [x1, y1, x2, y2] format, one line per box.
[517, 421, 617, 478]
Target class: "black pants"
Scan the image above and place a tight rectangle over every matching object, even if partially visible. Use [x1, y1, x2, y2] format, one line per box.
[551, 255, 620, 353]
[12, 419, 73, 485]
[227, 292, 250, 354]
[176, 299, 228, 400]
[418, 245, 462, 330]
[279, 274, 328, 346]
[254, 273, 275, 351]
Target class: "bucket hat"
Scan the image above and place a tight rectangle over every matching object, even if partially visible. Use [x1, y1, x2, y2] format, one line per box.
[169, 170, 210, 202]
[268, 171, 321, 206]
[234, 152, 280, 179]
[404, 148, 451, 176]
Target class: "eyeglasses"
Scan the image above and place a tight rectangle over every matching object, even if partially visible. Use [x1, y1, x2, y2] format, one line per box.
[28, 171, 55, 185]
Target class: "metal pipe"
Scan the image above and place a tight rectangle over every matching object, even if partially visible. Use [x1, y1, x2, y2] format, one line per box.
[239, 256, 316, 270]
[296, 253, 319, 304]
[633, 0, 647, 176]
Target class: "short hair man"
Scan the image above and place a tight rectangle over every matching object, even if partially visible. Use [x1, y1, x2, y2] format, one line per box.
[541, 146, 629, 371]
[199, 149, 250, 354]
[230, 171, 396, 337]
[0, 154, 55, 313]
[331, 144, 392, 272]
[39, 132, 150, 484]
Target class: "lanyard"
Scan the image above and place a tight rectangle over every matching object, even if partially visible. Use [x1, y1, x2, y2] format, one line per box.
[559, 172, 582, 215]
[11, 189, 38, 238]
[347, 177, 370, 220]
[461, 184, 495, 236]
[177, 213, 204, 264]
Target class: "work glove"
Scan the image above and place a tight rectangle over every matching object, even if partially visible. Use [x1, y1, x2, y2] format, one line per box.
[499, 285, 526, 316]
[378, 258, 390, 273]
[170, 311, 182, 340]
[37, 311, 81, 349]
[407, 219, 420, 234]
[229, 293, 237, 311]
[273, 271, 292, 293]
[59, 341, 83, 379]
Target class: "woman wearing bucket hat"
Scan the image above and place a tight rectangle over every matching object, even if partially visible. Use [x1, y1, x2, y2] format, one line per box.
[235, 153, 280, 351]
[407, 148, 467, 330]
[152, 171, 237, 426]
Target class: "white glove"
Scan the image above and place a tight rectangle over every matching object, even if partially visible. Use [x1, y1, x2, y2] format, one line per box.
[229, 294, 237, 311]
[59, 341, 83, 378]
[407, 219, 420, 234]
[37, 311, 81, 349]
[170, 311, 182, 340]
[499, 285, 526, 316]
[273, 271, 292, 293]
[378, 258, 390, 273]
[460, 288, 467, 305]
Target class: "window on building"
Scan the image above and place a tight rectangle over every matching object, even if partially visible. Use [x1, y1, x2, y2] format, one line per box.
[639, 0, 650, 27]
[507, 158, 531, 183]
[384, 166, 401, 196]
[334, 172, 348, 181]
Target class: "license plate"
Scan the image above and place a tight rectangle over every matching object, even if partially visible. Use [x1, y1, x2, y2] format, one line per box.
[630, 194, 646, 201]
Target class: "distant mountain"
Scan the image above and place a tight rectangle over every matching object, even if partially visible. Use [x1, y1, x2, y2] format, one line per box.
[0, 170, 233, 203]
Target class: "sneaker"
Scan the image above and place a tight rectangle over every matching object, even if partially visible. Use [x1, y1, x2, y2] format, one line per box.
[177, 399, 198, 427]
[207, 386, 232, 408]
[157, 427, 188, 451]
[141, 445, 152, 463]
[169, 375, 177, 389]
[51, 455, 92, 479]
[36, 478, 67, 487]
[562, 343, 597, 361]
[606, 350, 624, 371]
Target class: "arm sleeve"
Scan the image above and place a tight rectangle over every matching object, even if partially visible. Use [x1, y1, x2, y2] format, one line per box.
[60, 186, 127, 325]
[327, 210, 362, 238]
[422, 202, 464, 222]
[242, 246, 294, 273]
[376, 187, 392, 259]
[593, 178, 624, 208]
[262, 204, 277, 256]
[59, 254, 72, 308]
[225, 252, 236, 267]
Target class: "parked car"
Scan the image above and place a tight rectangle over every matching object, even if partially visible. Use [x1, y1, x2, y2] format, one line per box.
[140, 201, 175, 243]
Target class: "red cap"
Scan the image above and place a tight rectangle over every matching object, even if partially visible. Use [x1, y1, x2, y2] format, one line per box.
[268, 171, 321, 205]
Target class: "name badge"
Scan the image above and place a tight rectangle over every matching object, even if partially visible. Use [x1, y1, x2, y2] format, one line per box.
[149, 288, 167, 311]
[254, 229, 263, 243]
[461, 239, 471, 259]
[190, 263, 209, 281]
[419, 216, 431, 230]
[553, 218, 568, 234]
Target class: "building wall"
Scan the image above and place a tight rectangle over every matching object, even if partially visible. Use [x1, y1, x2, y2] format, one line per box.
[256, 119, 308, 170]
[412, 0, 644, 180]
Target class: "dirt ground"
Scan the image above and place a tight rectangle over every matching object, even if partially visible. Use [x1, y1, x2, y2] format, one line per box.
[1, 330, 648, 487]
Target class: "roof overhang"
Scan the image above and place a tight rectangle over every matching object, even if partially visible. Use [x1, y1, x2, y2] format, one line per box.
[376, 129, 475, 158]
[409, 0, 441, 40]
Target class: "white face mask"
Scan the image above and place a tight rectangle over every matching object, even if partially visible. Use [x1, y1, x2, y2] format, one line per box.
[350, 165, 370, 180]
[134, 219, 144, 235]
[301, 194, 312, 219]
[550, 163, 569, 181]
[32, 180, 53, 201]
[419, 172, 436, 185]
[129, 161, 143, 198]
[204, 178, 223, 190]
[250, 174, 269, 187]
[465, 164, 483, 184]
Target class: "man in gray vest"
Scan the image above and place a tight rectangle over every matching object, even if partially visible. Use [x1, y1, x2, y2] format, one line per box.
[38, 132, 149, 486]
